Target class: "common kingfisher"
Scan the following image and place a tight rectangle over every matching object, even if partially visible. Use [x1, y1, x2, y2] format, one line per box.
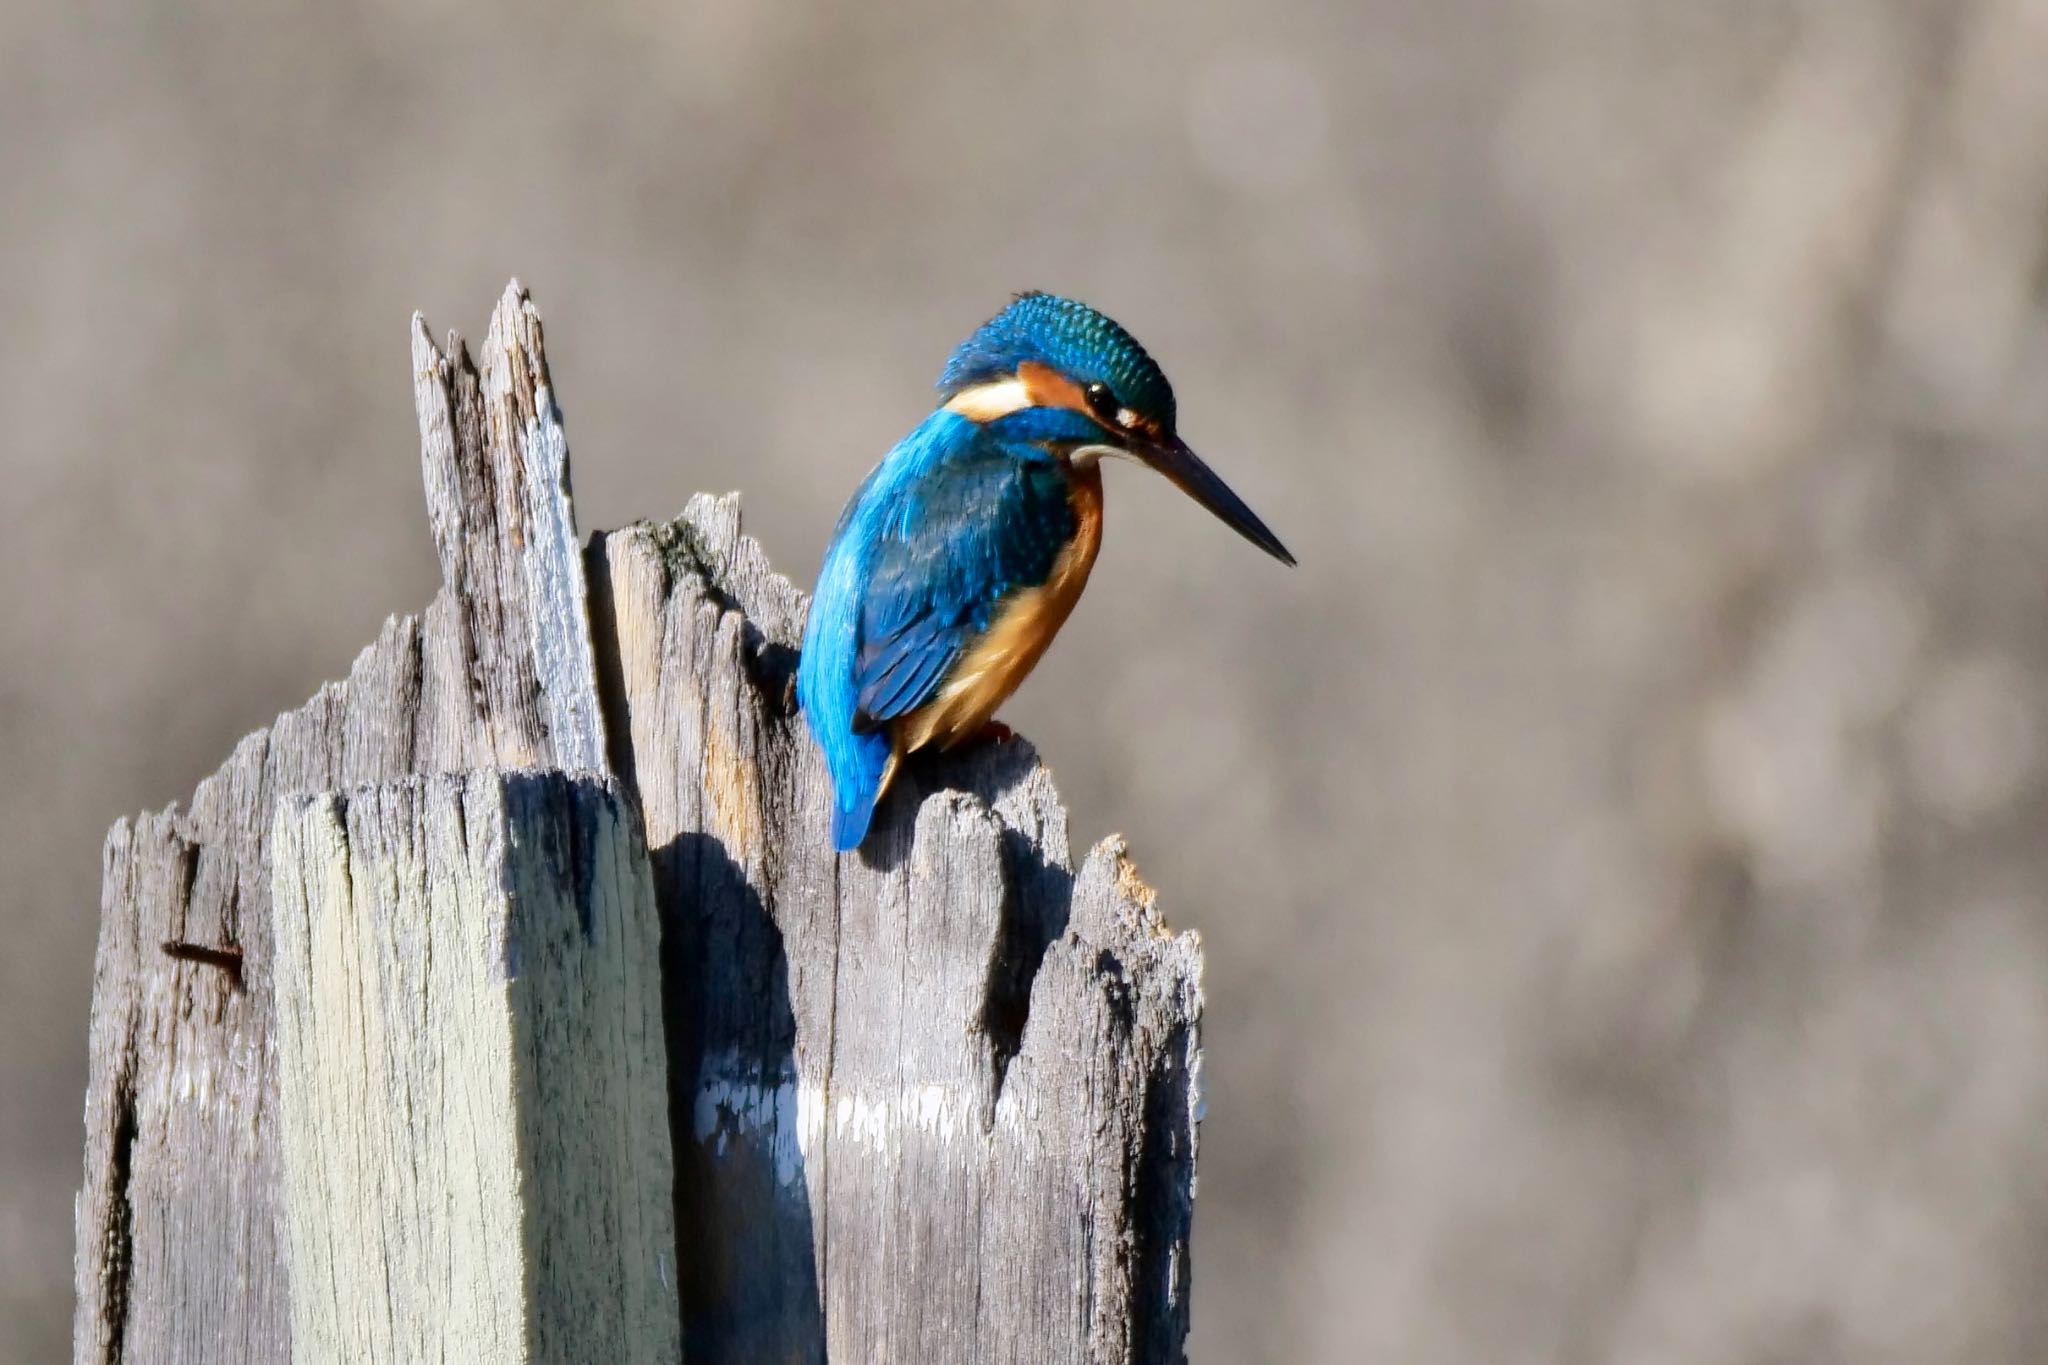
[797, 292, 1294, 851]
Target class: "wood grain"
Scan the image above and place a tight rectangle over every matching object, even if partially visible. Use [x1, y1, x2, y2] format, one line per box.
[270, 771, 676, 1365]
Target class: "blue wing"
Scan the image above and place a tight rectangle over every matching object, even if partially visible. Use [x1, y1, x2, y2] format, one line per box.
[797, 410, 1077, 851]
[852, 437, 1076, 731]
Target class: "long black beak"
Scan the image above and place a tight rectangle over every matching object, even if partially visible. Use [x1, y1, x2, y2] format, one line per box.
[1134, 433, 1296, 566]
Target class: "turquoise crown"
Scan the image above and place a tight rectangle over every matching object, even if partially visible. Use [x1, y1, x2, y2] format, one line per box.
[937, 292, 1177, 430]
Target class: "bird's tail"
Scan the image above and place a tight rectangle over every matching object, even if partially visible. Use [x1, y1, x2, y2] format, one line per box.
[829, 728, 895, 851]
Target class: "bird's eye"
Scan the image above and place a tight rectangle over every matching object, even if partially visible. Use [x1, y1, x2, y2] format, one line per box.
[1083, 382, 1120, 423]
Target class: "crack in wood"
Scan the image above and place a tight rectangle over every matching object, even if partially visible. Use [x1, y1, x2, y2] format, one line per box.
[97, 1056, 138, 1365]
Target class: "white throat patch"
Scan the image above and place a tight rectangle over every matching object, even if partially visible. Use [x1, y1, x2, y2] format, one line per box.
[1068, 444, 1124, 469]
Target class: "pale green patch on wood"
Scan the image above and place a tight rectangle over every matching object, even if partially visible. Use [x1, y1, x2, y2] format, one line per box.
[270, 772, 678, 1365]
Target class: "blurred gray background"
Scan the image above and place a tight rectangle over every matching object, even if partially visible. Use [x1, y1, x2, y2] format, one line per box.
[8, 0, 2048, 1359]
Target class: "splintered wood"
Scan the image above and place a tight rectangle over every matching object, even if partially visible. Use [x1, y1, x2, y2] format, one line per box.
[75, 282, 1203, 1365]
[76, 283, 610, 1365]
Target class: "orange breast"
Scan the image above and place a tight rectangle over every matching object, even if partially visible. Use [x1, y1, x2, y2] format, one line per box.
[895, 462, 1104, 756]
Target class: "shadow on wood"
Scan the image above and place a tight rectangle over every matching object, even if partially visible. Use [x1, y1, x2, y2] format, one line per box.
[656, 829, 824, 1361]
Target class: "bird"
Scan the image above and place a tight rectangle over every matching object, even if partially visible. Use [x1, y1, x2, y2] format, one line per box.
[797, 292, 1294, 851]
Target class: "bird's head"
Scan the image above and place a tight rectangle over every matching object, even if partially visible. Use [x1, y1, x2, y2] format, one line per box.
[937, 292, 1295, 565]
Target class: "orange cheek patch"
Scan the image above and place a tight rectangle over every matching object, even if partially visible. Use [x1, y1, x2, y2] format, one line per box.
[1019, 359, 1161, 438]
[1018, 360, 1090, 417]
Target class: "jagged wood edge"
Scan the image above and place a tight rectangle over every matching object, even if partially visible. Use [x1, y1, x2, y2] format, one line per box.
[73, 282, 610, 1364]
[593, 493, 1205, 1364]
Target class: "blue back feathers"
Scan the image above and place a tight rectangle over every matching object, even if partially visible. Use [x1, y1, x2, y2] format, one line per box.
[853, 441, 1074, 734]
[938, 292, 1177, 431]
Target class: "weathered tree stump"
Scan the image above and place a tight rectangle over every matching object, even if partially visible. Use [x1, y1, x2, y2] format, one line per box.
[75, 283, 1204, 1364]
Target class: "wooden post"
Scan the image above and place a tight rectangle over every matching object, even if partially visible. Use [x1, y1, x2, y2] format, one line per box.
[75, 283, 611, 1365]
[76, 283, 1204, 1364]
[596, 497, 1205, 1364]
[270, 771, 677, 1364]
